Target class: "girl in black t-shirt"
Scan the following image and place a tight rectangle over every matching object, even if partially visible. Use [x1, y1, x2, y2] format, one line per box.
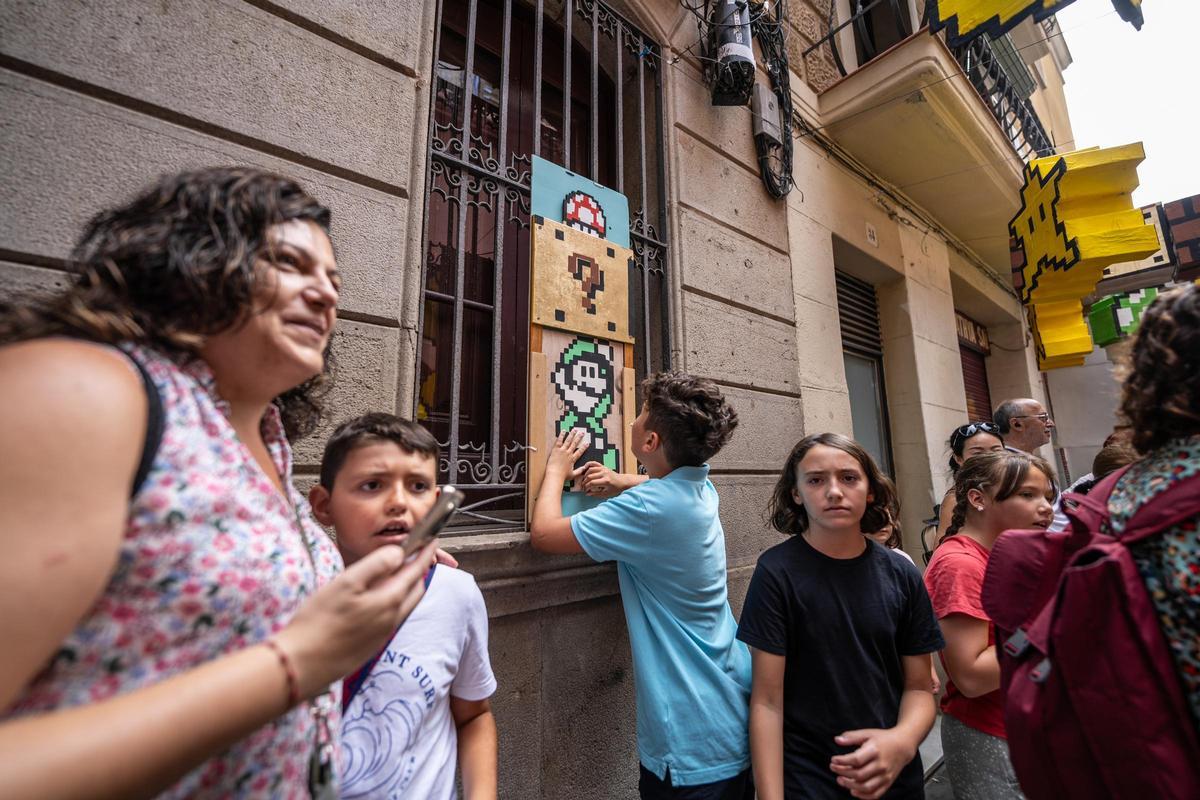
[738, 433, 944, 800]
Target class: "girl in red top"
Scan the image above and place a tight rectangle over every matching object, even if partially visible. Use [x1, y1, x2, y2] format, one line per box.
[924, 450, 1056, 799]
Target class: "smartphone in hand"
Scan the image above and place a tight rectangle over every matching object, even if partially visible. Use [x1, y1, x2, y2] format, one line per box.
[401, 486, 464, 555]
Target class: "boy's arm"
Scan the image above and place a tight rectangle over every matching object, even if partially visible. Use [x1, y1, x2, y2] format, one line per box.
[748, 647, 787, 800]
[578, 462, 648, 498]
[829, 653, 936, 800]
[529, 430, 589, 554]
[451, 696, 497, 800]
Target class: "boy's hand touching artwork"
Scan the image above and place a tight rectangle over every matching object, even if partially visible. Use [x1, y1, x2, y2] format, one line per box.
[829, 727, 914, 800]
[579, 462, 626, 497]
[545, 428, 589, 482]
[529, 429, 588, 555]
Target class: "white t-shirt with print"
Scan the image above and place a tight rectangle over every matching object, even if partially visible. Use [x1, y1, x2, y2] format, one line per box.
[340, 565, 496, 800]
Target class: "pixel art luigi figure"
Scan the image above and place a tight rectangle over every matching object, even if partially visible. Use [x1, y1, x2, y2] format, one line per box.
[550, 336, 620, 471]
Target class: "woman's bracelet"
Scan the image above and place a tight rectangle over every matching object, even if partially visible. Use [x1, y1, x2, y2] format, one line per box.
[263, 638, 301, 708]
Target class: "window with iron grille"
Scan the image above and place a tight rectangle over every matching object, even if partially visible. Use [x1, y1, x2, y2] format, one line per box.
[419, 0, 671, 532]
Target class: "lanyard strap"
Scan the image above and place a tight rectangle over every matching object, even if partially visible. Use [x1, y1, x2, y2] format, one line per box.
[341, 565, 437, 713]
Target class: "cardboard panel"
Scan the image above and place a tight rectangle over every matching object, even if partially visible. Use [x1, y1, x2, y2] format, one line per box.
[526, 349, 549, 520]
[531, 216, 634, 343]
[542, 329, 627, 474]
[527, 328, 631, 518]
[531, 155, 630, 247]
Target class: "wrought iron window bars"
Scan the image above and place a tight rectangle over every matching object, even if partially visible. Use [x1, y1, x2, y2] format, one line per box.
[420, 0, 672, 530]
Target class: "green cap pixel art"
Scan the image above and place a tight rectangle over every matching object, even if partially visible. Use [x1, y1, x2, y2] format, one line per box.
[1089, 287, 1160, 347]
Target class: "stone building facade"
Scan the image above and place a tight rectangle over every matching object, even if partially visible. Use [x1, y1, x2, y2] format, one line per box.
[0, 1, 1073, 796]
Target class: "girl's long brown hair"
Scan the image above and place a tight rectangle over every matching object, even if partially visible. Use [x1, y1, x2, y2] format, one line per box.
[768, 432, 896, 536]
[0, 167, 334, 440]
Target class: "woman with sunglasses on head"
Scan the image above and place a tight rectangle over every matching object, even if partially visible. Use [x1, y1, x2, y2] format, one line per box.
[924, 450, 1056, 799]
[934, 423, 1006, 542]
[0, 167, 437, 798]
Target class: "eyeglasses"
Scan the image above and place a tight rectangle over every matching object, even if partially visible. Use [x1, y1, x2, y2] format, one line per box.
[1013, 413, 1051, 423]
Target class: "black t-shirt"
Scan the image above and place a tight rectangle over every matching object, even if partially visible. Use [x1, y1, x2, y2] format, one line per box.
[737, 536, 945, 799]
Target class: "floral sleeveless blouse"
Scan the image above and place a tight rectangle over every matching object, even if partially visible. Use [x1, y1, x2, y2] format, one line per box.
[1105, 434, 1200, 731]
[6, 344, 344, 798]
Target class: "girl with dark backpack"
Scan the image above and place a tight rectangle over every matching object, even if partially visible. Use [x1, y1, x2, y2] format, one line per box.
[980, 283, 1200, 799]
[924, 450, 1056, 799]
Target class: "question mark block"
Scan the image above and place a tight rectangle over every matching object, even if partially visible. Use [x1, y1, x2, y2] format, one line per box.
[531, 215, 634, 343]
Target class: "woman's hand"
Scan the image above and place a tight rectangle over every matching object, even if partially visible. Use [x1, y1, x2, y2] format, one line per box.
[273, 541, 438, 697]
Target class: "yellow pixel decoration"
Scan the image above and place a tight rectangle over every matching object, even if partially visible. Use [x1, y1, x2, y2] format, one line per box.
[929, 1, 1074, 46]
[1009, 143, 1160, 369]
[930, 1, 1144, 46]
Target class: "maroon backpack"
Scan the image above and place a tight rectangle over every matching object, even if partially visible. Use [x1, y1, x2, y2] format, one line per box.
[980, 466, 1200, 800]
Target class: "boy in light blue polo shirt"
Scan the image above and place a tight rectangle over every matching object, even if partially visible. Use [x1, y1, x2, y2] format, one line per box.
[531, 371, 752, 799]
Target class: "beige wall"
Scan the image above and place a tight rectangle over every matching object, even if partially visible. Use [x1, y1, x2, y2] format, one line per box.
[1043, 341, 1128, 483]
[0, 1, 1047, 796]
[1028, 53, 1076, 153]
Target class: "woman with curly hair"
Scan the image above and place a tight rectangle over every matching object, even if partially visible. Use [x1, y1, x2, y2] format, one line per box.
[1106, 282, 1200, 732]
[0, 167, 437, 798]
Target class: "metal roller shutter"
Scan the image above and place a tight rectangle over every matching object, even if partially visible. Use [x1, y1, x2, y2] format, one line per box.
[960, 345, 993, 423]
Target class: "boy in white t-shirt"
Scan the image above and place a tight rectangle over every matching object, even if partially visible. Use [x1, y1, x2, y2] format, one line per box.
[310, 413, 497, 800]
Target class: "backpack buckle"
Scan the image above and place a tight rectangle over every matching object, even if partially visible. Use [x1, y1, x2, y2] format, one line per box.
[1004, 628, 1031, 658]
[1030, 657, 1053, 683]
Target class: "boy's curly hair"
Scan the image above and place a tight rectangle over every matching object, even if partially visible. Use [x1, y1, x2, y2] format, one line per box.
[641, 371, 738, 468]
[1117, 284, 1200, 454]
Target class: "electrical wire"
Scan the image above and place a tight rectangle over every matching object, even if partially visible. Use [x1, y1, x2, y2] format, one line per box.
[751, 0, 795, 198]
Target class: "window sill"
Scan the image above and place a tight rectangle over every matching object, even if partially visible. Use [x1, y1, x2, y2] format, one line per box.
[441, 530, 621, 619]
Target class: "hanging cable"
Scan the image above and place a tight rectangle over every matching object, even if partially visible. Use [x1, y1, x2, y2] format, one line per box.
[750, 0, 793, 199]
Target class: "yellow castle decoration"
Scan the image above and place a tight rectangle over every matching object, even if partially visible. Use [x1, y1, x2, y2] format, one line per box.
[1009, 143, 1160, 370]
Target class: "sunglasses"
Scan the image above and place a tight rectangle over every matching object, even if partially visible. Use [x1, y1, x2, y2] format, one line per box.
[950, 422, 1001, 450]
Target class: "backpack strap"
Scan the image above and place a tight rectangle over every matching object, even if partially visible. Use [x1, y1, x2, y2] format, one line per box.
[127, 355, 164, 498]
[1058, 466, 1131, 542]
[1066, 461, 1200, 546]
[1115, 471, 1200, 546]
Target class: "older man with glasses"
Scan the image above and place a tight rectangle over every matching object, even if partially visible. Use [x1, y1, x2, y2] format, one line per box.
[993, 398, 1067, 530]
[993, 399, 1055, 454]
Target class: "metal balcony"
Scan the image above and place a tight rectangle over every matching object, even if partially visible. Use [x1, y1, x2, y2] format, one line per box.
[804, 1, 1055, 163]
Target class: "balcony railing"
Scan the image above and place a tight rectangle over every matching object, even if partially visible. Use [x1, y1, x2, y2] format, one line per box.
[803, 0, 1055, 161]
[954, 35, 1054, 160]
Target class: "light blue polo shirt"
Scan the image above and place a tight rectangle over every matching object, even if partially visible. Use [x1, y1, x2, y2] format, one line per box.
[571, 465, 752, 785]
